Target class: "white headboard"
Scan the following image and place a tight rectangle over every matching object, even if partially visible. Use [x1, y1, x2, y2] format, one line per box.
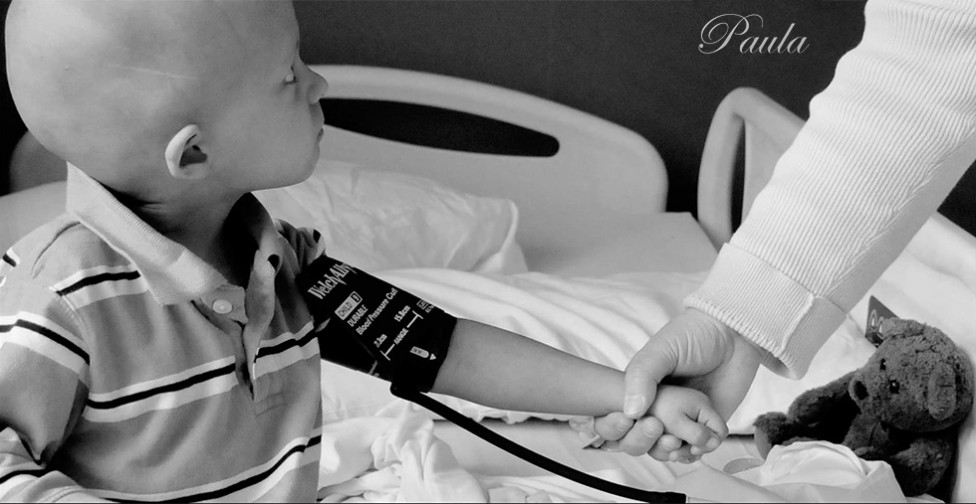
[3, 65, 669, 269]
[310, 65, 668, 271]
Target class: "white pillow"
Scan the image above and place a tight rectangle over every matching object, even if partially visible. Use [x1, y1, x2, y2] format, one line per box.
[255, 160, 527, 274]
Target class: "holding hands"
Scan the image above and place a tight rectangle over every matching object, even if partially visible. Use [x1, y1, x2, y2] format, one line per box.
[582, 309, 762, 461]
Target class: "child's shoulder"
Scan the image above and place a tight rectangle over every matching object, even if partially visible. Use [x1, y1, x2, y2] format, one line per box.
[3, 214, 130, 288]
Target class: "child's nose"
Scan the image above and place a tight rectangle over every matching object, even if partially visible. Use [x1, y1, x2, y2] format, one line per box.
[307, 69, 329, 103]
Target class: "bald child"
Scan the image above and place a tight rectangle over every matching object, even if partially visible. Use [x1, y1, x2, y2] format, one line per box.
[1, 1, 725, 500]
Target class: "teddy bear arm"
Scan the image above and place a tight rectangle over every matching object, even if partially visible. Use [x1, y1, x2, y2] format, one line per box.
[788, 371, 857, 424]
[753, 412, 797, 456]
[887, 436, 954, 497]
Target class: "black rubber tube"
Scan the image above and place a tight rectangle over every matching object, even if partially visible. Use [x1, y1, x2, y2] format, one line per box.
[390, 384, 687, 503]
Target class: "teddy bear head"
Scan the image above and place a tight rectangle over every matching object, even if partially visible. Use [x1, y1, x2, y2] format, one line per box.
[848, 319, 974, 432]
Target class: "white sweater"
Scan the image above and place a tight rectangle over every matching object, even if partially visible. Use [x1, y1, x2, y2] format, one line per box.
[686, 0, 976, 378]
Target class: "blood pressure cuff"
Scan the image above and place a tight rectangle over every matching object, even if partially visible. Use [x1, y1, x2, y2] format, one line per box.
[297, 255, 457, 392]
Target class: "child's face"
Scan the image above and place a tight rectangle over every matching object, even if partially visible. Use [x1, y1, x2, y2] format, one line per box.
[205, 2, 329, 193]
[6, 0, 328, 196]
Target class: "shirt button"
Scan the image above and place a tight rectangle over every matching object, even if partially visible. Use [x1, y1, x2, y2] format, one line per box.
[212, 299, 233, 314]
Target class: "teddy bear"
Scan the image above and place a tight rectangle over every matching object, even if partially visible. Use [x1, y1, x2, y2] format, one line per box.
[753, 318, 974, 497]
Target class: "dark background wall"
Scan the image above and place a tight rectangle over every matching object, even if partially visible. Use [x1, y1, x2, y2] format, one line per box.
[3, 0, 974, 233]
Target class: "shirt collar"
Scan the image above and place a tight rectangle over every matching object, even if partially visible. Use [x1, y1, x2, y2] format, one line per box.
[65, 164, 285, 305]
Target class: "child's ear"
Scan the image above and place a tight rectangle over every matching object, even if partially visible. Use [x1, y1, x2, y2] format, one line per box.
[164, 124, 210, 180]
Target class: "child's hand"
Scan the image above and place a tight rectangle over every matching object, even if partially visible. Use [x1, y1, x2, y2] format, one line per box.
[570, 385, 727, 461]
[644, 384, 728, 461]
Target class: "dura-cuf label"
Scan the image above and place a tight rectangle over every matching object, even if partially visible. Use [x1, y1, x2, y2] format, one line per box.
[298, 255, 457, 392]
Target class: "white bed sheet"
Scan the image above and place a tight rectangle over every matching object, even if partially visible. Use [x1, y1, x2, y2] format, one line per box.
[314, 267, 903, 501]
[528, 211, 717, 277]
[432, 419, 760, 489]
[316, 212, 976, 502]
[435, 420, 936, 503]
[318, 405, 928, 503]
[428, 213, 974, 503]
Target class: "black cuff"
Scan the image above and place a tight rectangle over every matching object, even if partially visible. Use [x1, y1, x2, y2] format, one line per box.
[298, 255, 456, 392]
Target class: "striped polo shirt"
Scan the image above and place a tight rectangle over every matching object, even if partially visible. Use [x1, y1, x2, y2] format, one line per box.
[0, 165, 324, 501]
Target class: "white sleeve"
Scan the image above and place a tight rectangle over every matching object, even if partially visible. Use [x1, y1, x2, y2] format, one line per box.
[686, 0, 976, 378]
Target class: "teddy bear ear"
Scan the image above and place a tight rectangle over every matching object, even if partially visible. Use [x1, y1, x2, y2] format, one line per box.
[879, 318, 927, 342]
[927, 363, 957, 422]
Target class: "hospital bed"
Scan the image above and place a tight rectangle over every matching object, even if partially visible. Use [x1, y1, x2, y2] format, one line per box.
[1, 65, 974, 502]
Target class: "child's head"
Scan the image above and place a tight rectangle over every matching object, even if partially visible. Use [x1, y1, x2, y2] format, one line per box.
[5, 0, 328, 201]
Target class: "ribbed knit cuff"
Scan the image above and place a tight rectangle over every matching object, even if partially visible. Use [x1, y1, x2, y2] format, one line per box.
[685, 244, 848, 379]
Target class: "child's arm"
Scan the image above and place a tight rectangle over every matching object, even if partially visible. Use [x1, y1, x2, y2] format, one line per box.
[430, 319, 624, 415]
[293, 248, 726, 451]
[430, 319, 727, 452]
[0, 277, 108, 502]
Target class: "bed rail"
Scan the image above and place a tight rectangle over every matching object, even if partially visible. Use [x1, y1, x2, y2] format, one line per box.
[697, 87, 805, 248]
[310, 65, 668, 271]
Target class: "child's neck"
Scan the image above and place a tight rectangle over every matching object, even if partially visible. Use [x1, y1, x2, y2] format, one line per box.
[129, 193, 254, 287]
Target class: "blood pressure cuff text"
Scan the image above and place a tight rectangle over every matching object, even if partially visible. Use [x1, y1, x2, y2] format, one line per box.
[297, 255, 457, 392]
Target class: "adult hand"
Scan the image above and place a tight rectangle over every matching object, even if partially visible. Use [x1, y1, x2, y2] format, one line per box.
[592, 308, 762, 460]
